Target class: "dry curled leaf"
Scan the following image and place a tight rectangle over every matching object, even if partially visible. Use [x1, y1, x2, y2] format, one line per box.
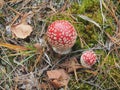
[11, 13, 33, 39]
[47, 69, 70, 88]
[11, 23, 33, 39]
[60, 57, 82, 82]
[60, 57, 83, 73]
[0, 0, 5, 8]
[39, 83, 48, 90]
[0, 43, 28, 51]
[50, 80, 63, 88]
[47, 70, 62, 80]
[60, 58, 98, 76]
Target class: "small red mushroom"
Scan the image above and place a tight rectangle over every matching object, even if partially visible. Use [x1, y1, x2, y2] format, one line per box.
[47, 20, 77, 54]
[80, 50, 97, 68]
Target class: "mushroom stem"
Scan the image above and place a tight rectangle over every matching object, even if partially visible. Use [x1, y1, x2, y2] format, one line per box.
[53, 47, 71, 54]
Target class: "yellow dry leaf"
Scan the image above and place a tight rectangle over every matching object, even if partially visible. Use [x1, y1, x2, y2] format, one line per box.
[0, 43, 28, 51]
[11, 23, 33, 39]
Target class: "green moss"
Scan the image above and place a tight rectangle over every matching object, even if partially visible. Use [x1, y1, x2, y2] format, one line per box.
[104, 17, 116, 35]
[70, 0, 99, 14]
[68, 0, 102, 48]
[47, 13, 74, 23]
[46, 0, 116, 51]
[69, 76, 91, 90]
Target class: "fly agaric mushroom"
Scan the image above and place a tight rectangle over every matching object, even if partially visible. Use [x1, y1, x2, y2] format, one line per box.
[47, 20, 77, 54]
[80, 50, 97, 68]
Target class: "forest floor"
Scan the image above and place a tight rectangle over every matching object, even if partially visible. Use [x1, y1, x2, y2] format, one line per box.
[0, 0, 120, 90]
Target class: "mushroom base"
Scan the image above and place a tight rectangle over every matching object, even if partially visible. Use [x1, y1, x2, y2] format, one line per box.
[52, 47, 71, 54]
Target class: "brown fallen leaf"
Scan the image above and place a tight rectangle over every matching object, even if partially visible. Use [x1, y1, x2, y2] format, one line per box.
[33, 43, 42, 52]
[11, 23, 33, 39]
[0, 0, 5, 8]
[11, 13, 33, 39]
[47, 70, 62, 80]
[50, 80, 63, 88]
[60, 57, 83, 73]
[39, 83, 48, 90]
[60, 57, 82, 82]
[60, 57, 98, 76]
[47, 69, 70, 88]
[0, 43, 28, 51]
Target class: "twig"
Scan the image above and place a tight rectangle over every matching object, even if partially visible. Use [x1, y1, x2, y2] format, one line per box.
[51, 55, 68, 69]
[71, 60, 78, 82]
[44, 52, 52, 66]
[7, 6, 22, 16]
[32, 48, 44, 70]
[80, 79, 103, 90]
[78, 15, 102, 30]
[0, 86, 4, 90]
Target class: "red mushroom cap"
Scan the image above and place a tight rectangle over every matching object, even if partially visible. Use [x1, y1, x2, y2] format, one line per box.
[80, 50, 97, 68]
[47, 20, 77, 54]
